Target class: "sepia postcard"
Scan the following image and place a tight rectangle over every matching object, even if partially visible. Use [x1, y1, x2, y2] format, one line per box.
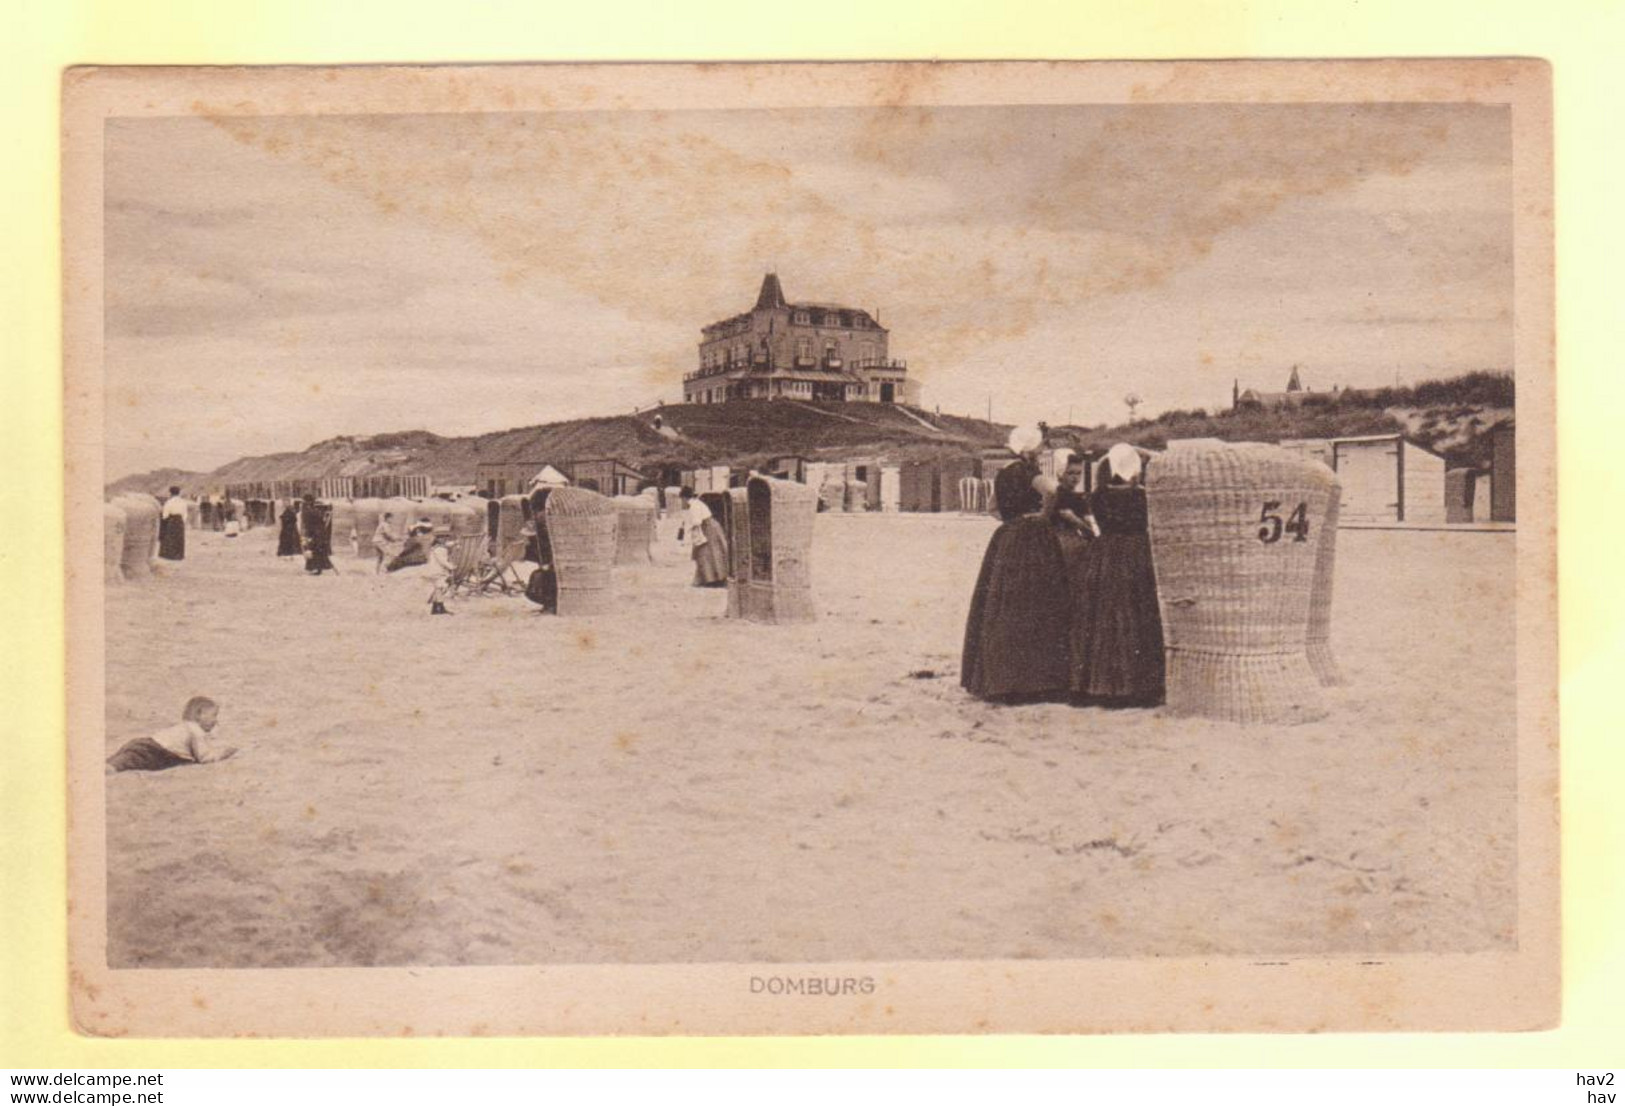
[63, 59, 1557, 1036]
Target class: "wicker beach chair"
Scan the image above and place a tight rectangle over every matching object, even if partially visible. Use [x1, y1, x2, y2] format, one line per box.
[351, 498, 384, 560]
[328, 499, 357, 557]
[104, 502, 126, 584]
[736, 476, 818, 624]
[541, 486, 617, 616]
[113, 495, 159, 579]
[724, 486, 752, 620]
[1145, 441, 1339, 725]
[612, 496, 656, 565]
[1305, 474, 1346, 686]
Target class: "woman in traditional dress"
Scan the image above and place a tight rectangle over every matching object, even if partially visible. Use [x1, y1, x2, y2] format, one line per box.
[1068, 443, 1165, 706]
[276, 499, 303, 557]
[300, 497, 336, 575]
[678, 488, 729, 588]
[960, 426, 1072, 702]
[158, 486, 187, 561]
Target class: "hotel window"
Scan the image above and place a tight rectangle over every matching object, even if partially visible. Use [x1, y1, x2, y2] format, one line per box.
[795, 337, 811, 361]
[794, 311, 810, 324]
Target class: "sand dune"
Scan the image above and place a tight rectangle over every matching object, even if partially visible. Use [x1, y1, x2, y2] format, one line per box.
[103, 514, 1516, 967]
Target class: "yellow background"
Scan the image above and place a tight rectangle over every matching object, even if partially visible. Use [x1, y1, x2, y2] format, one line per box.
[3, 0, 1620, 1067]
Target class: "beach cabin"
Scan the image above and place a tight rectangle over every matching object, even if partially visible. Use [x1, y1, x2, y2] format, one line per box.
[1279, 438, 1334, 469]
[1445, 468, 1478, 524]
[1488, 422, 1516, 523]
[1327, 434, 1446, 525]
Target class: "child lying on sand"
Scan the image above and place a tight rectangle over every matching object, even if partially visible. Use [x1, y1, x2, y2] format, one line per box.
[107, 696, 237, 773]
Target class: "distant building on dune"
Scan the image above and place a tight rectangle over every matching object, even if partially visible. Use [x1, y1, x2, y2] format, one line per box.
[1233, 365, 1337, 411]
[683, 273, 921, 406]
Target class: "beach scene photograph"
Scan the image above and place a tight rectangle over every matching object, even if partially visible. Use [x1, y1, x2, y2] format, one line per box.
[90, 86, 1525, 975]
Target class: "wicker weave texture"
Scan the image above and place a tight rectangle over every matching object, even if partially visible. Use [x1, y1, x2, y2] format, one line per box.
[329, 500, 357, 554]
[1145, 442, 1337, 724]
[544, 487, 616, 616]
[114, 495, 159, 578]
[741, 477, 817, 624]
[350, 499, 383, 558]
[612, 497, 656, 565]
[493, 495, 526, 550]
[449, 501, 486, 539]
[104, 503, 126, 583]
[724, 487, 752, 620]
[1305, 474, 1346, 686]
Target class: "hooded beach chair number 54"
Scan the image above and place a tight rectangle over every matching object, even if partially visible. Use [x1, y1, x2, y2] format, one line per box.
[1257, 500, 1312, 545]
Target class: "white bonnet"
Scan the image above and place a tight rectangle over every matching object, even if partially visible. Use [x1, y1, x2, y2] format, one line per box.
[1007, 424, 1043, 454]
[1104, 442, 1143, 483]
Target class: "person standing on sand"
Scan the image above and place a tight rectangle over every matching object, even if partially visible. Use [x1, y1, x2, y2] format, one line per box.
[960, 425, 1073, 703]
[107, 696, 237, 773]
[1068, 443, 1165, 707]
[300, 496, 336, 575]
[277, 499, 302, 557]
[677, 487, 729, 588]
[158, 486, 188, 561]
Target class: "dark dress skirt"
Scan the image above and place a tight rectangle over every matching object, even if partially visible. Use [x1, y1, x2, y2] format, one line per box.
[158, 515, 185, 560]
[277, 508, 302, 556]
[107, 737, 189, 773]
[1069, 486, 1165, 704]
[960, 459, 1070, 701]
[301, 505, 336, 573]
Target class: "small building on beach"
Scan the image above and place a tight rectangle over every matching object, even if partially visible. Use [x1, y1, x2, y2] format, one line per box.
[1323, 434, 1447, 525]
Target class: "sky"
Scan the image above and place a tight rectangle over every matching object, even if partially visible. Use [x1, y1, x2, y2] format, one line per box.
[103, 103, 1513, 477]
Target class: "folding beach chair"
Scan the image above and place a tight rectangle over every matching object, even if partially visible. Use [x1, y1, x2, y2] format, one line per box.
[468, 528, 532, 596]
[442, 534, 492, 599]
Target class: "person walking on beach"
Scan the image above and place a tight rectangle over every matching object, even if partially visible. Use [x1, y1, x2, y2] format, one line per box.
[107, 696, 237, 773]
[1067, 443, 1165, 707]
[158, 486, 188, 561]
[678, 487, 729, 588]
[960, 425, 1073, 703]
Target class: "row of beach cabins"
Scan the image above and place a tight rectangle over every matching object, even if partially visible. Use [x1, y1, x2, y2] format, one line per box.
[671, 424, 1515, 526]
[122, 421, 1513, 566]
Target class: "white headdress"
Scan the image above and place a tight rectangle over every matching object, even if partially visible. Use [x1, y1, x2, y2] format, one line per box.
[1007, 424, 1043, 455]
[1104, 442, 1142, 484]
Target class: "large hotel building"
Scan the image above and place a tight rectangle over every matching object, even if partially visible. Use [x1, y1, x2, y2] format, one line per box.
[682, 274, 920, 406]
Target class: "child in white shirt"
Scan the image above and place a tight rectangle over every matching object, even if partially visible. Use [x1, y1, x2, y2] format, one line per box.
[107, 696, 237, 773]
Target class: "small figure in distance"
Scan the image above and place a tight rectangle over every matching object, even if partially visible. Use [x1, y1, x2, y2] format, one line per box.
[427, 534, 455, 616]
[106, 696, 237, 774]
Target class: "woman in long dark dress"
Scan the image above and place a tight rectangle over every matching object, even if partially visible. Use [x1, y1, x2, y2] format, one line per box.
[276, 500, 302, 557]
[1069, 443, 1165, 706]
[960, 427, 1072, 702]
[300, 498, 336, 575]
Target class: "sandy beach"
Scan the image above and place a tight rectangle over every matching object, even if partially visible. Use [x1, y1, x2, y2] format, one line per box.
[102, 513, 1517, 968]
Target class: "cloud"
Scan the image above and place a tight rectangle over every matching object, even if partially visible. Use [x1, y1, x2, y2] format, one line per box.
[102, 103, 1513, 473]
